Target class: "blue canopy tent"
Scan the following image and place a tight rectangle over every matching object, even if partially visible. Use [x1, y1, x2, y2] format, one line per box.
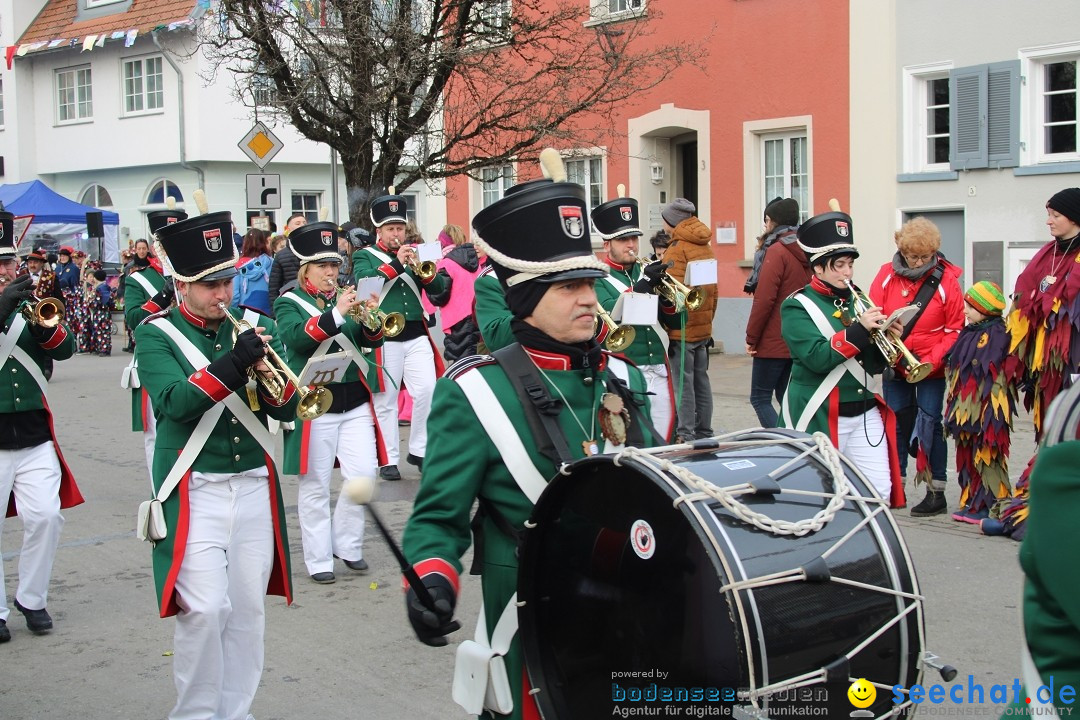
[0, 180, 120, 262]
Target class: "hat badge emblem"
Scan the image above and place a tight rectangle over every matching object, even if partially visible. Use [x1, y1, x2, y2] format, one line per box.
[0, 225, 5, 240]
[388, 201, 399, 213]
[835, 221, 850, 238]
[559, 205, 584, 239]
[619, 206, 633, 221]
[203, 228, 222, 252]
[320, 230, 334, 246]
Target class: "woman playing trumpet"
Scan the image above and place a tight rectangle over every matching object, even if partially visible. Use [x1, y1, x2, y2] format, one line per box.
[273, 221, 386, 584]
[778, 211, 905, 507]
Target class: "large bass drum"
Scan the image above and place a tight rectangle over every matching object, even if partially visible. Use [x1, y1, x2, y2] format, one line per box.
[517, 429, 924, 718]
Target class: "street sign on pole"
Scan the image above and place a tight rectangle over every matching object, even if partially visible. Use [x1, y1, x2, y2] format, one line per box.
[246, 173, 282, 210]
[238, 122, 283, 168]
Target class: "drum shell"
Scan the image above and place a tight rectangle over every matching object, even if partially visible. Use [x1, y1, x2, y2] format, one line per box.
[518, 429, 923, 719]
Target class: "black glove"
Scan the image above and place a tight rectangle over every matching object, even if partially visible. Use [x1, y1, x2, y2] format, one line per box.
[28, 322, 54, 342]
[229, 328, 267, 372]
[406, 574, 460, 647]
[633, 260, 668, 294]
[0, 275, 34, 324]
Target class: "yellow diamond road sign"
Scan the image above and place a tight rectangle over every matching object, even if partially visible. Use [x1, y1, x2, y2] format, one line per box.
[239, 122, 283, 169]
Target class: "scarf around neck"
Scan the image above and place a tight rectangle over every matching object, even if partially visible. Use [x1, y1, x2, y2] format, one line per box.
[511, 319, 604, 371]
[891, 252, 940, 280]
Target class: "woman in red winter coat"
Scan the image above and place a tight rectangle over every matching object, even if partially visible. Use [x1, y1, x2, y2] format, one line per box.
[869, 217, 964, 516]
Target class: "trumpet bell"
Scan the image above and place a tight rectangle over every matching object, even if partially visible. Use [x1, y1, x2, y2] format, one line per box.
[605, 326, 636, 352]
[23, 297, 65, 328]
[381, 311, 406, 338]
[297, 386, 334, 421]
[684, 288, 705, 311]
[904, 361, 933, 384]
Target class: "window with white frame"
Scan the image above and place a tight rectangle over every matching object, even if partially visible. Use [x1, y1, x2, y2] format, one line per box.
[292, 192, 321, 222]
[123, 56, 164, 115]
[56, 66, 93, 123]
[80, 184, 114, 207]
[902, 64, 953, 173]
[565, 156, 604, 218]
[589, 0, 644, 23]
[481, 165, 514, 208]
[477, 0, 510, 31]
[1022, 45, 1079, 164]
[146, 179, 183, 205]
[761, 132, 809, 223]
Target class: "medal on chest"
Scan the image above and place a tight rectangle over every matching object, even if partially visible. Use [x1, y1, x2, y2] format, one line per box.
[1040, 275, 1057, 293]
[833, 301, 853, 327]
[598, 392, 631, 446]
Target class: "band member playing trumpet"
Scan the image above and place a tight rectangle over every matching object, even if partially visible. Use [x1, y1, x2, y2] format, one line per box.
[274, 221, 387, 584]
[402, 164, 660, 720]
[778, 211, 905, 506]
[0, 210, 82, 645]
[125, 213, 185, 476]
[591, 193, 683, 440]
[352, 192, 452, 481]
[134, 210, 298, 720]
[869, 217, 964, 517]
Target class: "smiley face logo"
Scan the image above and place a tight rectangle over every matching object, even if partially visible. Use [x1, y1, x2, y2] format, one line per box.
[847, 678, 876, 709]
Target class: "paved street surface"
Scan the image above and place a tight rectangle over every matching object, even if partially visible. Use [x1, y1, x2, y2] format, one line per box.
[1, 350, 1031, 719]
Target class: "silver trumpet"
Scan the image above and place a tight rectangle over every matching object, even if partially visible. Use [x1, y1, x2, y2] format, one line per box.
[843, 280, 932, 383]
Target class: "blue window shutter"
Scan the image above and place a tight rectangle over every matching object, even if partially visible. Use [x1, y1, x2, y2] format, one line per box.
[950, 65, 988, 169]
[987, 60, 1020, 168]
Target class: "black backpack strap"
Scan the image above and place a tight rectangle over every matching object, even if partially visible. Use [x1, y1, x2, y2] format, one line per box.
[491, 344, 574, 465]
[900, 264, 945, 342]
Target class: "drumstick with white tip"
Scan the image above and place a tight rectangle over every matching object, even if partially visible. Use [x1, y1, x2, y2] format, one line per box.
[343, 476, 440, 613]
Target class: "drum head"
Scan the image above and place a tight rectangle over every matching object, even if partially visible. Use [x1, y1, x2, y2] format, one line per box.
[518, 430, 922, 719]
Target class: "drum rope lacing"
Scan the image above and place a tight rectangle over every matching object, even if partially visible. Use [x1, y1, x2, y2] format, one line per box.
[611, 431, 876, 537]
[607, 431, 926, 713]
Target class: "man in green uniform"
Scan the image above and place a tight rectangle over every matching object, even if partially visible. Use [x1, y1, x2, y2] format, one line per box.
[135, 210, 299, 720]
[402, 170, 661, 720]
[352, 193, 451, 480]
[0, 209, 81, 645]
[123, 209, 186, 475]
[592, 193, 684, 441]
[778, 211, 905, 507]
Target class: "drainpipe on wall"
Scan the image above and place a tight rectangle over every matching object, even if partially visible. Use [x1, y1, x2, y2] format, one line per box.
[152, 31, 205, 191]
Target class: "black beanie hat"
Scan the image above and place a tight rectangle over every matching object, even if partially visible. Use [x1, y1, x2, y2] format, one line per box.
[1047, 188, 1080, 226]
[765, 197, 800, 228]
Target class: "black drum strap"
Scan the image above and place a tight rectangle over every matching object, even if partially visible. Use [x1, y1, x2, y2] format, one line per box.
[492, 344, 574, 465]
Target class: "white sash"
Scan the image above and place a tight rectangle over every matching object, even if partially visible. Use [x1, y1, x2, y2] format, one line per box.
[365, 245, 422, 302]
[0, 313, 51, 401]
[452, 595, 518, 715]
[604, 356, 632, 453]
[781, 293, 881, 432]
[129, 270, 157, 296]
[281, 293, 369, 376]
[148, 316, 275, 459]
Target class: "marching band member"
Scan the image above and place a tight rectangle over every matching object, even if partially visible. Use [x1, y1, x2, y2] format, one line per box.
[135, 210, 298, 720]
[591, 193, 683, 441]
[124, 212, 185, 476]
[402, 165, 661, 720]
[0, 210, 82, 644]
[274, 221, 386, 584]
[351, 192, 451, 480]
[778, 211, 905, 507]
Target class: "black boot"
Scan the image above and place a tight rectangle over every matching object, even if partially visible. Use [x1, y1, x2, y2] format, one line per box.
[910, 489, 947, 517]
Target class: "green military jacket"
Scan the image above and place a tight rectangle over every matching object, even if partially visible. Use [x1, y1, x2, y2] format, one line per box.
[123, 264, 166, 431]
[474, 267, 514, 353]
[134, 304, 299, 617]
[351, 241, 450, 321]
[594, 257, 684, 367]
[273, 287, 385, 474]
[403, 347, 657, 720]
[1, 312, 81, 518]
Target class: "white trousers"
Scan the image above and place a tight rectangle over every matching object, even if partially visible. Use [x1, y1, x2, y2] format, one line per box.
[297, 402, 378, 575]
[836, 409, 892, 501]
[0, 441, 63, 622]
[170, 476, 274, 720]
[640, 363, 674, 442]
[372, 336, 436, 465]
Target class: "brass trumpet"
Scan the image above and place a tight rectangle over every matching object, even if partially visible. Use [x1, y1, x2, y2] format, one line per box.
[216, 302, 333, 420]
[337, 288, 405, 337]
[594, 303, 636, 352]
[406, 255, 437, 280]
[634, 257, 703, 311]
[23, 296, 65, 328]
[843, 280, 932, 383]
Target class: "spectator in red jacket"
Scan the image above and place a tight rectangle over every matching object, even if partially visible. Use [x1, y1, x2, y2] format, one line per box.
[869, 217, 964, 517]
[744, 198, 810, 427]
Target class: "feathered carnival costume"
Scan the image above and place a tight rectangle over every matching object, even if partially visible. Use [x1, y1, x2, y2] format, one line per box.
[944, 281, 1021, 521]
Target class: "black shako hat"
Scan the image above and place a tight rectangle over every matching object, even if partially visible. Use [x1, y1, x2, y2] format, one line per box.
[147, 209, 189, 237]
[153, 211, 239, 283]
[0, 211, 15, 257]
[370, 194, 409, 227]
[471, 178, 607, 290]
[289, 221, 343, 265]
[797, 211, 859, 264]
[591, 196, 643, 240]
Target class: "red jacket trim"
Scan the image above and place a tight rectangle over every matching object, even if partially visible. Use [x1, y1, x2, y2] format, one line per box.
[304, 315, 332, 343]
[189, 367, 232, 402]
[408, 557, 460, 595]
[39, 324, 68, 350]
[142, 298, 164, 314]
[260, 379, 297, 407]
[830, 330, 860, 359]
[379, 263, 399, 280]
[178, 303, 209, 329]
[160, 462, 192, 617]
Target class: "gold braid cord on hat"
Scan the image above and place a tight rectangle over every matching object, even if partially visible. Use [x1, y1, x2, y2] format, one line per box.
[153, 239, 240, 283]
[473, 237, 609, 287]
